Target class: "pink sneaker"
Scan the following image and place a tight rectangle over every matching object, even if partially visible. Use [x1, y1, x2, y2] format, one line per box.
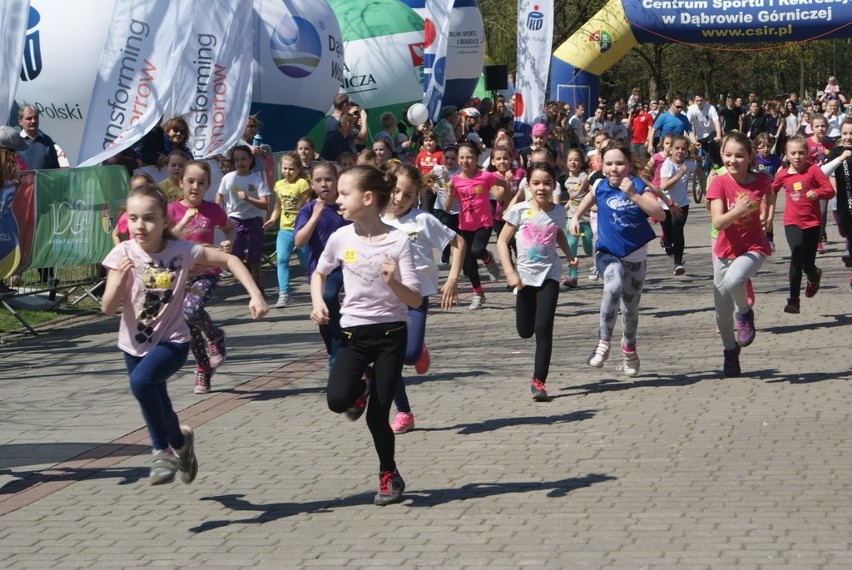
[413, 343, 430, 375]
[390, 411, 415, 434]
[745, 278, 755, 307]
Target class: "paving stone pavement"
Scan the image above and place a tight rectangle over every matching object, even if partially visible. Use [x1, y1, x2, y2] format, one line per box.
[1, 204, 851, 569]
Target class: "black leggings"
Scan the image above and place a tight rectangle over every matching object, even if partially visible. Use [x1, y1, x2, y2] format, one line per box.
[458, 226, 493, 289]
[326, 322, 407, 473]
[784, 225, 820, 299]
[516, 279, 560, 382]
[660, 205, 690, 265]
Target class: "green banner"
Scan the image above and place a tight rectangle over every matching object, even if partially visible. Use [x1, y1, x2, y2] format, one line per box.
[27, 165, 129, 269]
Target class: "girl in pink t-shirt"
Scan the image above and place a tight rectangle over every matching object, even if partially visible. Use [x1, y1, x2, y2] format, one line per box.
[446, 142, 510, 309]
[112, 174, 155, 245]
[102, 184, 267, 486]
[309, 165, 421, 507]
[168, 160, 234, 395]
[489, 145, 525, 264]
[706, 132, 775, 378]
[770, 136, 835, 313]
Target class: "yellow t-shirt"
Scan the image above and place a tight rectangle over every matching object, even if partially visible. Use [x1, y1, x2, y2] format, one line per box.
[274, 178, 311, 230]
[158, 178, 182, 203]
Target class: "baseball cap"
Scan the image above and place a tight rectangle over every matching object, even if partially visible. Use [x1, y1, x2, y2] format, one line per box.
[531, 123, 548, 137]
[0, 126, 27, 151]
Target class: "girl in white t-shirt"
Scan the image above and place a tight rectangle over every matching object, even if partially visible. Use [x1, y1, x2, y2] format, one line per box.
[659, 135, 703, 275]
[310, 165, 421, 506]
[215, 145, 271, 285]
[497, 162, 572, 402]
[101, 184, 267, 486]
[381, 163, 466, 434]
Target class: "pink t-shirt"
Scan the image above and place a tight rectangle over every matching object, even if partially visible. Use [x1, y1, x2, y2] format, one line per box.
[102, 239, 203, 356]
[452, 169, 500, 231]
[494, 168, 525, 221]
[806, 137, 833, 166]
[314, 225, 420, 328]
[650, 152, 666, 187]
[771, 166, 835, 229]
[706, 172, 772, 259]
[167, 200, 228, 245]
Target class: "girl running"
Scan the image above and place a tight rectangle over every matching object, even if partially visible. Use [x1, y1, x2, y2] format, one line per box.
[215, 144, 271, 286]
[102, 184, 267, 485]
[807, 114, 834, 253]
[659, 135, 703, 275]
[498, 161, 572, 401]
[265, 152, 312, 308]
[168, 160, 234, 394]
[707, 132, 775, 377]
[569, 140, 664, 377]
[294, 162, 350, 369]
[381, 164, 465, 433]
[446, 142, 510, 308]
[489, 145, 525, 264]
[826, 118, 852, 288]
[770, 135, 835, 313]
[563, 148, 590, 288]
[310, 165, 421, 506]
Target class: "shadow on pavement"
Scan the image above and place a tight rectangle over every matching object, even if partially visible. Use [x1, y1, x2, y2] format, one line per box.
[762, 313, 852, 335]
[189, 472, 615, 533]
[561, 372, 722, 395]
[414, 409, 596, 434]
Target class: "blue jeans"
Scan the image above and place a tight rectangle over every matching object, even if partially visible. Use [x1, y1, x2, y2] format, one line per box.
[276, 229, 308, 294]
[124, 342, 189, 451]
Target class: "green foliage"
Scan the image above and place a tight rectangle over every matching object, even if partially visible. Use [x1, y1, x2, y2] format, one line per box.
[479, 0, 852, 103]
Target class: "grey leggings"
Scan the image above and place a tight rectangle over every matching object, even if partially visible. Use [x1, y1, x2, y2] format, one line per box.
[596, 253, 647, 347]
[713, 253, 766, 350]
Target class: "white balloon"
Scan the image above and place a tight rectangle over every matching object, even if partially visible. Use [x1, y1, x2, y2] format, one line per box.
[407, 103, 429, 126]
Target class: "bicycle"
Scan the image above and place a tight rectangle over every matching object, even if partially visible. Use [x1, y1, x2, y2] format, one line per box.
[691, 144, 709, 203]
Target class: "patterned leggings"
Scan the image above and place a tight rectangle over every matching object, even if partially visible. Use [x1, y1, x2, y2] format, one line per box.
[183, 274, 222, 370]
[596, 253, 647, 347]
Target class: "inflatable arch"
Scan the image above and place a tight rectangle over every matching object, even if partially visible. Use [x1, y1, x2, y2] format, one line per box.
[550, 0, 852, 110]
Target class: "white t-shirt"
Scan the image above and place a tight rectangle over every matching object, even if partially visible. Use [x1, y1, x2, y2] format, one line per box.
[660, 158, 696, 207]
[432, 165, 460, 214]
[217, 171, 271, 220]
[314, 225, 420, 328]
[382, 209, 456, 297]
[686, 103, 719, 140]
[503, 201, 566, 287]
[102, 239, 203, 356]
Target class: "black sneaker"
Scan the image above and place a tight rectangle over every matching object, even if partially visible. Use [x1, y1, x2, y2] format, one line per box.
[374, 469, 405, 506]
[783, 297, 800, 314]
[723, 345, 741, 377]
[345, 376, 370, 421]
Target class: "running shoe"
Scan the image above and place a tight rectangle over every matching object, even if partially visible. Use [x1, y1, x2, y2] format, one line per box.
[177, 425, 198, 484]
[390, 412, 415, 434]
[374, 469, 405, 506]
[783, 297, 800, 314]
[208, 331, 227, 368]
[673, 265, 685, 276]
[804, 268, 822, 298]
[193, 368, 212, 394]
[275, 292, 293, 308]
[484, 255, 501, 282]
[843, 251, 852, 268]
[723, 345, 741, 378]
[413, 343, 430, 374]
[530, 378, 548, 401]
[149, 449, 179, 485]
[621, 343, 640, 377]
[587, 340, 610, 367]
[735, 309, 755, 347]
[469, 293, 485, 310]
[345, 376, 370, 421]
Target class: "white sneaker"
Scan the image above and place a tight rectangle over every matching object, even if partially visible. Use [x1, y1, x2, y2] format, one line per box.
[484, 256, 501, 282]
[622, 344, 640, 377]
[469, 293, 485, 310]
[275, 292, 292, 308]
[587, 340, 610, 367]
[588, 269, 599, 281]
